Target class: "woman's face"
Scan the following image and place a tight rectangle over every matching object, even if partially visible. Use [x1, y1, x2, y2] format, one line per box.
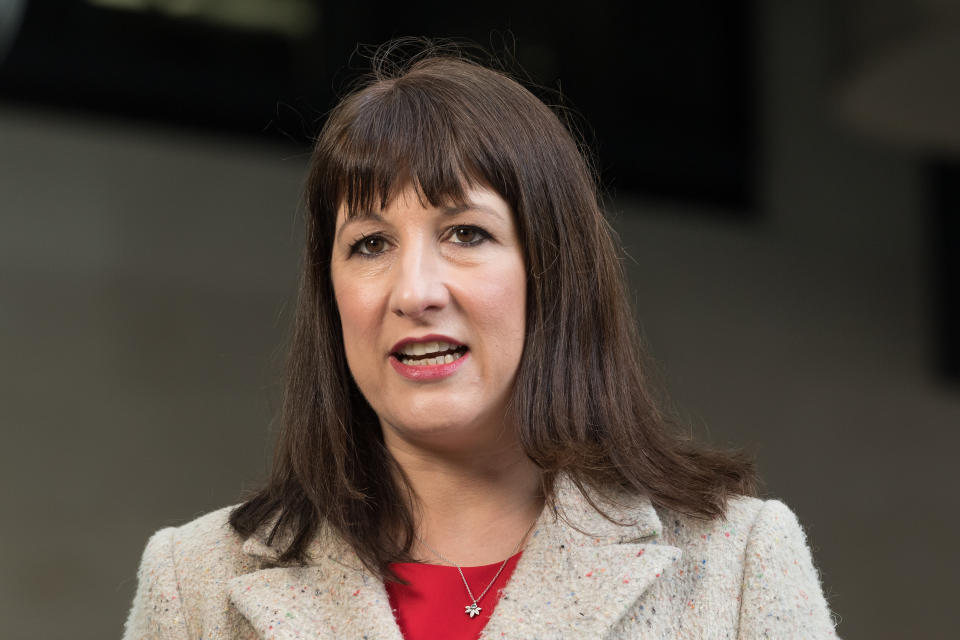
[330, 186, 527, 453]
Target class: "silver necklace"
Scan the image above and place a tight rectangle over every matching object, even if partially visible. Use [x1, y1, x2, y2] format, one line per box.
[417, 518, 538, 619]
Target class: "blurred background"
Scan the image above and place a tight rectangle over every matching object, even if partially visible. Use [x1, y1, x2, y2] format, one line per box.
[1, 0, 958, 638]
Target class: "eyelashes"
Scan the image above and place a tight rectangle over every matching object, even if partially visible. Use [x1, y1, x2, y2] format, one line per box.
[347, 225, 493, 258]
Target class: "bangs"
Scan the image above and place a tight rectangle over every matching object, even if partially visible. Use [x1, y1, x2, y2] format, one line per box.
[311, 61, 524, 220]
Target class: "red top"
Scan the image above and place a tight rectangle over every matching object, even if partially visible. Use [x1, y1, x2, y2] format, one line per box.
[385, 551, 523, 640]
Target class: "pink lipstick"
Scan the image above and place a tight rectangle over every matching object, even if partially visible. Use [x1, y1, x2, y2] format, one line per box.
[389, 351, 470, 380]
[389, 334, 469, 381]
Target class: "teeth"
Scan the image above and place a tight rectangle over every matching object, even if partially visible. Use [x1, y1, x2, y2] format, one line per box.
[400, 340, 460, 356]
[398, 350, 464, 366]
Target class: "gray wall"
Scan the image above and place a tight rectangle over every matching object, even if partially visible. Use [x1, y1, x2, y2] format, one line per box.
[2, 2, 958, 638]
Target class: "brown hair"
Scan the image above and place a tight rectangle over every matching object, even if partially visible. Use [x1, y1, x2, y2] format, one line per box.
[230, 40, 756, 578]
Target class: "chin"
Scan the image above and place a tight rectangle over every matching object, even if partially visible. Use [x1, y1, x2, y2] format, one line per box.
[382, 407, 504, 448]
[389, 410, 477, 436]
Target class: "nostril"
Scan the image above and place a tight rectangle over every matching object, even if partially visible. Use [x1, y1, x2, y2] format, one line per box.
[391, 286, 449, 319]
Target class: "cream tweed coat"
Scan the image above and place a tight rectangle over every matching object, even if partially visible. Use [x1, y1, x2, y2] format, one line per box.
[124, 477, 838, 639]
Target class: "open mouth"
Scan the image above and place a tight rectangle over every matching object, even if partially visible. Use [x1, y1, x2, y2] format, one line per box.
[392, 340, 469, 366]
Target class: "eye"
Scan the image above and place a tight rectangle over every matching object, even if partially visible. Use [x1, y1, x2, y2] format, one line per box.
[448, 225, 490, 246]
[350, 234, 389, 257]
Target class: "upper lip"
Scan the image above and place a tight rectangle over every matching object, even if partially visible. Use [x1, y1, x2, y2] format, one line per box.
[390, 334, 466, 354]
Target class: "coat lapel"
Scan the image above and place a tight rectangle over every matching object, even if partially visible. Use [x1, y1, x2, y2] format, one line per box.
[227, 477, 680, 639]
[479, 479, 681, 638]
[227, 531, 405, 640]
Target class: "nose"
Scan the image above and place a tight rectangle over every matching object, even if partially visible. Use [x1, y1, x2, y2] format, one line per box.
[389, 242, 450, 319]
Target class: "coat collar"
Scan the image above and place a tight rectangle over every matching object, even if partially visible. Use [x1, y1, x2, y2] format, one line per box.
[228, 477, 681, 639]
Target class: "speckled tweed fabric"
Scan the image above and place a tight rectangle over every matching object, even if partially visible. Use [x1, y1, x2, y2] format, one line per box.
[124, 476, 839, 639]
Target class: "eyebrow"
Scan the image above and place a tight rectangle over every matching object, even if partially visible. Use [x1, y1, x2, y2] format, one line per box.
[334, 202, 506, 242]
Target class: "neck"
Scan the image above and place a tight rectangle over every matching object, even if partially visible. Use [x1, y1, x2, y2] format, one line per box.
[384, 428, 544, 566]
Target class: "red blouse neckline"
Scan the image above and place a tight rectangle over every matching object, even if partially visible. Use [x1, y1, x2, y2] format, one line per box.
[386, 550, 523, 640]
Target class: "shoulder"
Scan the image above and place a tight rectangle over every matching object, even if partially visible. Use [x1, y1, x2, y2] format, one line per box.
[656, 496, 838, 638]
[656, 495, 809, 552]
[554, 477, 771, 549]
[124, 506, 262, 640]
[552, 484, 837, 637]
[143, 505, 255, 580]
[655, 495, 818, 588]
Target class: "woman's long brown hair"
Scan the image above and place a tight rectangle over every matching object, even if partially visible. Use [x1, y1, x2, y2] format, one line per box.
[230, 40, 756, 579]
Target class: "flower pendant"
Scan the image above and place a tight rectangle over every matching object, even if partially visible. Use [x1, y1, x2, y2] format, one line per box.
[465, 603, 482, 618]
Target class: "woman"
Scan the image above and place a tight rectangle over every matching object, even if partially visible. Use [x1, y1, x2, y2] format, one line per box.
[124, 44, 838, 639]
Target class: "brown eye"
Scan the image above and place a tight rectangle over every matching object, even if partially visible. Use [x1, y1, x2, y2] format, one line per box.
[454, 228, 477, 243]
[450, 226, 488, 245]
[352, 235, 388, 256]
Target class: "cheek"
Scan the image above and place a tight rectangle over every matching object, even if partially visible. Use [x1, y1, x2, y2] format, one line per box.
[332, 275, 383, 361]
[469, 260, 527, 354]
